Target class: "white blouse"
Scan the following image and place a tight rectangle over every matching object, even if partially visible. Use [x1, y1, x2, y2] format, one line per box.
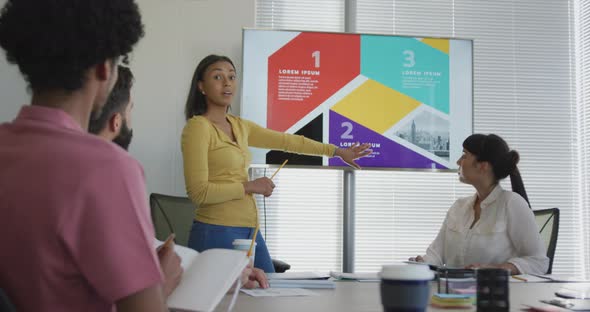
[422, 185, 549, 275]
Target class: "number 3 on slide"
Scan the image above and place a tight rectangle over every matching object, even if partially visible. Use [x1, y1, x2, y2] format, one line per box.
[403, 50, 415, 68]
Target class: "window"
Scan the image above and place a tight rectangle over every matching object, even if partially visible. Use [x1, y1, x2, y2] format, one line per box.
[574, 0, 590, 277]
[252, 167, 343, 272]
[256, 0, 345, 32]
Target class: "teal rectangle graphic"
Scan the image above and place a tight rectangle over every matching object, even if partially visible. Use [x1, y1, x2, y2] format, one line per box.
[361, 35, 449, 114]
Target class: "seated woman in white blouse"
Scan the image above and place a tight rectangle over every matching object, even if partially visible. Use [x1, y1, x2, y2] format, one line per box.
[409, 134, 549, 275]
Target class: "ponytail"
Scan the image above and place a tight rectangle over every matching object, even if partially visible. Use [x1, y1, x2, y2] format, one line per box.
[509, 167, 530, 208]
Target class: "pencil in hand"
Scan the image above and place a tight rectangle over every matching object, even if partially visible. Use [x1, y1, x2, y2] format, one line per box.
[269, 159, 288, 180]
[246, 224, 259, 258]
[157, 233, 176, 253]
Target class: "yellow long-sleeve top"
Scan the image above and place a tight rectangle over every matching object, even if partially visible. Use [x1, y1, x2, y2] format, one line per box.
[181, 115, 337, 227]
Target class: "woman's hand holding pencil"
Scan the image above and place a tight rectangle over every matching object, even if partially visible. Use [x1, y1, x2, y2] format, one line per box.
[242, 159, 287, 197]
[243, 177, 275, 197]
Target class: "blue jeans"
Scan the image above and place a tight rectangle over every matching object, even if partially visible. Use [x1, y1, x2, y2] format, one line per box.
[187, 221, 276, 273]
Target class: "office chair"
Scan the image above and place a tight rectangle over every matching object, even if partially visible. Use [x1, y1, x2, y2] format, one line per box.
[0, 288, 16, 312]
[533, 208, 559, 274]
[149, 193, 290, 273]
[150, 193, 195, 246]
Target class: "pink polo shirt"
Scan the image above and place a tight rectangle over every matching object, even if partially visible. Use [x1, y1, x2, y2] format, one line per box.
[0, 105, 163, 311]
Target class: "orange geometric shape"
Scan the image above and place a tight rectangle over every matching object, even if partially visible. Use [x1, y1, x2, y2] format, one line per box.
[267, 33, 360, 132]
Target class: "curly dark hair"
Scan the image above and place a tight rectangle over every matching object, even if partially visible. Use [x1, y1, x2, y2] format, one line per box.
[0, 0, 144, 92]
[88, 66, 134, 134]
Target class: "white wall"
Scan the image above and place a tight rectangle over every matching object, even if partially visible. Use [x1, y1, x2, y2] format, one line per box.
[0, 39, 27, 121]
[0, 0, 256, 196]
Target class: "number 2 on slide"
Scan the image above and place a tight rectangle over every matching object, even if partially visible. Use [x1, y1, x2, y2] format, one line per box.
[341, 122, 353, 139]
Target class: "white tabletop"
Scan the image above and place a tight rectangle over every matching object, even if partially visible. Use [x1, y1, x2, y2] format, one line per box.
[215, 280, 584, 312]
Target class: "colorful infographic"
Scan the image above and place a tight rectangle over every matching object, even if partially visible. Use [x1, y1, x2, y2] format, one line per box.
[242, 29, 473, 169]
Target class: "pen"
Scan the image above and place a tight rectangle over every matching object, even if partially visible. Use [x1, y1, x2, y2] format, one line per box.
[512, 275, 527, 282]
[269, 159, 288, 180]
[246, 224, 259, 258]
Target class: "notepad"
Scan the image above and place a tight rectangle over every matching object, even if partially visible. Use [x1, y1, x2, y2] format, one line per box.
[430, 293, 474, 309]
[154, 240, 249, 312]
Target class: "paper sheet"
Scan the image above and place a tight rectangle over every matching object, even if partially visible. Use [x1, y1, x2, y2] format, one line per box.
[241, 288, 320, 297]
[329, 271, 379, 281]
[266, 272, 330, 280]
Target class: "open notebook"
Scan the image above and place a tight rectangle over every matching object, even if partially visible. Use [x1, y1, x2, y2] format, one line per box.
[154, 240, 249, 312]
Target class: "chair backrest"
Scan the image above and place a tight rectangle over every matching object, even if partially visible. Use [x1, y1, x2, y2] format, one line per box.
[533, 208, 559, 274]
[149, 193, 195, 247]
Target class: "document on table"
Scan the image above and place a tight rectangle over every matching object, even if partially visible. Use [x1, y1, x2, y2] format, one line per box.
[241, 288, 320, 297]
[329, 271, 379, 282]
[266, 272, 330, 280]
[268, 279, 336, 289]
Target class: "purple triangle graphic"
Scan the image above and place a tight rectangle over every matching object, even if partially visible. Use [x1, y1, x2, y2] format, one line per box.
[328, 110, 448, 169]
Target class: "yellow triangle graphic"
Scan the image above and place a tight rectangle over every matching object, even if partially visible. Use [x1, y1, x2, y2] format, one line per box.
[422, 38, 449, 54]
[331, 80, 421, 134]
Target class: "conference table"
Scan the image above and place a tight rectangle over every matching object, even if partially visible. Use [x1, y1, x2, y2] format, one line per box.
[216, 280, 583, 311]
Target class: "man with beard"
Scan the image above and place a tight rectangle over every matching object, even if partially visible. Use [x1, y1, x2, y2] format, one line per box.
[89, 66, 135, 150]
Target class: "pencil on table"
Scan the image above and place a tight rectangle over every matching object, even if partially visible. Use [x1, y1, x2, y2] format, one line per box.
[246, 224, 259, 258]
[269, 159, 288, 180]
[512, 275, 527, 282]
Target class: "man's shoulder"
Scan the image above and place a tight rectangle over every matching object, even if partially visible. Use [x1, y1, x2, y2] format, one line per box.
[0, 122, 140, 168]
[56, 132, 143, 175]
[87, 137, 142, 171]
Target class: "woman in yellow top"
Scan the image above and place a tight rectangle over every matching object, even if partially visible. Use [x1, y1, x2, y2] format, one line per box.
[181, 55, 371, 272]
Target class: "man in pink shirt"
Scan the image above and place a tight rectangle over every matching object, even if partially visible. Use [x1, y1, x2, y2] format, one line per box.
[0, 0, 181, 311]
